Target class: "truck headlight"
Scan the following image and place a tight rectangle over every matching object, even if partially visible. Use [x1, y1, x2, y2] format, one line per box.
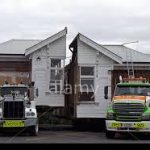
[31, 112, 35, 116]
[26, 112, 36, 117]
[106, 112, 114, 120]
[142, 114, 150, 121]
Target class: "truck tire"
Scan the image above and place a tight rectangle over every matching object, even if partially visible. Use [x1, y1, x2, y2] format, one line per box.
[106, 130, 115, 139]
[29, 124, 39, 136]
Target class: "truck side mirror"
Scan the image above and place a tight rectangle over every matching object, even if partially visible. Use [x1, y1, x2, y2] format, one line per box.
[35, 88, 39, 97]
[104, 86, 108, 99]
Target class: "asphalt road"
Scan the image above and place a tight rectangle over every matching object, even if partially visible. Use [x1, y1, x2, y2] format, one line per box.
[0, 129, 150, 143]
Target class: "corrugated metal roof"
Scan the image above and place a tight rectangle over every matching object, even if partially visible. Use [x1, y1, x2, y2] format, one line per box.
[103, 45, 150, 63]
[0, 39, 41, 54]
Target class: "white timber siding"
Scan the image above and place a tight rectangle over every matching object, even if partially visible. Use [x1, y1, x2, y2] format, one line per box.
[77, 40, 117, 118]
[78, 40, 97, 65]
[47, 36, 66, 57]
[31, 36, 66, 107]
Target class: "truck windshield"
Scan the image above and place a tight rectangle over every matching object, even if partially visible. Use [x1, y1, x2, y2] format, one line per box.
[1, 87, 28, 97]
[115, 86, 150, 96]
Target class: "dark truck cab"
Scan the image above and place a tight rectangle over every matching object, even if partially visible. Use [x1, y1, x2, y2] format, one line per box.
[0, 84, 38, 136]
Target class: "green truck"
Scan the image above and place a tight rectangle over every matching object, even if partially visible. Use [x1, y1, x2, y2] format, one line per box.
[105, 77, 150, 138]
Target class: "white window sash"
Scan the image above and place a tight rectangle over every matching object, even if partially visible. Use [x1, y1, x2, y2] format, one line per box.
[80, 66, 95, 92]
[80, 75, 94, 78]
[49, 58, 65, 93]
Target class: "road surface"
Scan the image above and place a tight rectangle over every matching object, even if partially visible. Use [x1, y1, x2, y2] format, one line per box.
[0, 129, 150, 143]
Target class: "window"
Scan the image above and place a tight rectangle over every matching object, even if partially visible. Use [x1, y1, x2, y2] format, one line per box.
[49, 59, 64, 94]
[80, 66, 95, 101]
[49, 81, 61, 92]
[81, 67, 94, 76]
[50, 70, 63, 80]
[115, 86, 150, 96]
[81, 78, 94, 92]
[51, 59, 61, 68]
[51, 59, 63, 68]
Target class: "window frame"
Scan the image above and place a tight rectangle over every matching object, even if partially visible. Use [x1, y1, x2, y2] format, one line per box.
[80, 78, 95, 92]
[49, 58, 65, 94]
[81, 66, 94, 77]
[80, 66, 95, 101]
[50, 69, 63, 81]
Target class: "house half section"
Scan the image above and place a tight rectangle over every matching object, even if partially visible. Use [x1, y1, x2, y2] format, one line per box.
[65, 33, 150, 120]
[0, 27, 67, 108]
[25, 27, 67, 107]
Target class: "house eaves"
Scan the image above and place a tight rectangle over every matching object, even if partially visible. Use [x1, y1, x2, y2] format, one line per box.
[73, 33, 122, 64]
[25, 27, 67, 56]
[0, 54, 28, 62]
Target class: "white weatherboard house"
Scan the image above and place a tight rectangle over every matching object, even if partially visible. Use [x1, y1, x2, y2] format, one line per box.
[25, 28, 67, 107]
[66, 33, 150, 122]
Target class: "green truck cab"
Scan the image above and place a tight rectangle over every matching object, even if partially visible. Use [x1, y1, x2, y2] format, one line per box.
[105, 77, 150, 138]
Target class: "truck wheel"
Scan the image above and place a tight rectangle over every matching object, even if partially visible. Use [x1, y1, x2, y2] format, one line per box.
[29, 124, 39, 136]
[106, 130, 115, 139]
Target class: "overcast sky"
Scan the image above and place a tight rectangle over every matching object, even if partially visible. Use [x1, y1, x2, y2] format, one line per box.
[0, 0, 150, 57]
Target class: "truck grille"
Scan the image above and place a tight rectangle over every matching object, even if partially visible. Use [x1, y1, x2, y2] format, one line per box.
[3, 101, 24, 119]
[113, 103, 145, 121]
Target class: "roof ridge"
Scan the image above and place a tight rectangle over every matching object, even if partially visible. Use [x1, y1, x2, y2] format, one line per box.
[0, 39, 14, 45]
[0, 39, 42, 46]
[11, 39, 42, 41]
[103, 44, 122, 46]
